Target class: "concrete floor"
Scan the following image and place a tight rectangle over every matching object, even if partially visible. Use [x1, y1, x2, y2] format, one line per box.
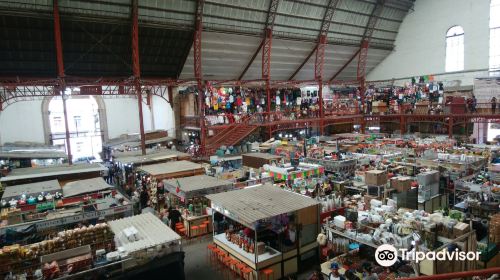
[183, 236, 317, 280]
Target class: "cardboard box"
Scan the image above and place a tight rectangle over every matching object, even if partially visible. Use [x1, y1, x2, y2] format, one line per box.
[365, 170, 387, 186]
[453, 222, 470, 238]
[391, 176, 412, 193]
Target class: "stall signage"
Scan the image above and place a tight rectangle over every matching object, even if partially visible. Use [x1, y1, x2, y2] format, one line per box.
[36, 205, 133, 231]
[36, 201, 55, 212]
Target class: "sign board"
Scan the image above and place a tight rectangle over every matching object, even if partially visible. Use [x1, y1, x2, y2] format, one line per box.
[34, 204, 133, 231]
[36, 201, 55, 212]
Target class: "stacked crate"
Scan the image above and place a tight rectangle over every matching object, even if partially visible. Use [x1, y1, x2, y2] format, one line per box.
[417, 170, 439, 201]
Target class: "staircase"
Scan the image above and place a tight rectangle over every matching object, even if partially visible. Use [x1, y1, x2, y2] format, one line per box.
[205, 117, 258, 155]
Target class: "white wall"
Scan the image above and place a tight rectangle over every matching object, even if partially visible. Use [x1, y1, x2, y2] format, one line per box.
[103, 98, 153, 139]
[0, 93, 175, 145]
[152, 95, 176, 137]
[0, 100, 45, 144]
[367, 0, 491, 86]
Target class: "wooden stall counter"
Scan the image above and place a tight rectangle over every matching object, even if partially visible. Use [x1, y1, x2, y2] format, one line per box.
[214, 233, 281, 270]
[182, 214, 212, 238]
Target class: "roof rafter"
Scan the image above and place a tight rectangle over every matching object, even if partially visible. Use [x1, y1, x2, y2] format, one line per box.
[238, 0, 281, 81]
[328, 0, 385, 83]
[288, 0, 340, 80]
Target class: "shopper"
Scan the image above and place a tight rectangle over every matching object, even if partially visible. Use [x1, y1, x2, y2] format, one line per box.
[308, 267, 322, 280]
[492, 97, 497, 113]
[167, 206, 182, 231]
[361, 264, 378, 280]
[328, 263, 345, 280]
[344, 270, 360, 280]
[139, 187, 149, 210]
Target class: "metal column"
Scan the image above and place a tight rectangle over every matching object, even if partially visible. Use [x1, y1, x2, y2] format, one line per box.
[448, 117, 453, 138]
[131, 0, 146, 155]
[262, 0, 280, 138]
[53, 0, 72, 164]
[194, 0, 205, 155]
[356, 0, 385, 111]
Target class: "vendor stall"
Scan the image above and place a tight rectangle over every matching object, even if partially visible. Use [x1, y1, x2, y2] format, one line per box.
[0, 177, 132, 243]
[136, 161, 205, 181]
[242, 153, 282, 169]
[207, 184, 320, 279]
[163, 175, 235, 237]
[0, 212, 184, 280]
[0, 163, 107, 187]
[135, 161, 205, 212]
[0, 145, 67, 169]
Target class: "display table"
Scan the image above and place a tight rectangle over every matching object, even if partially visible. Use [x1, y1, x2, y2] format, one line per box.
[213, 233, 281, 269]
[183, 214, 212, 238]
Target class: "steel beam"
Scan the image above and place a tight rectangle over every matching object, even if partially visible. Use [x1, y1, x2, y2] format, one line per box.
[194, 0, 205, 156]
[238, 40, 263, 81]
[357, 0, 385, 107]
[328, 48, 361, 83]
[131, 0, 146, 155]
[262, 0, 280, 137]
[53, 0, 73, 165]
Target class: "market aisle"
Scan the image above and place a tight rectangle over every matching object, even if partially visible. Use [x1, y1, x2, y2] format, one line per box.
[183, 236, 221, 280]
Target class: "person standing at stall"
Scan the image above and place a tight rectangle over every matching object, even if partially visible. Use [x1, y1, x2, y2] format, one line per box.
[361, 264, 378, 280]
[329, 263, 345, 280]
[492, 96, 497, 113]
[167, 206, 182, 231]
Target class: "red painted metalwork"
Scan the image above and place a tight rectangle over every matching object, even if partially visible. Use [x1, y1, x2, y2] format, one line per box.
[261, 0, 280, 137]
[239, 40, 264, 81]
[357, 0, 385, 107]
[53, 0, 72, 165]
[131, 0, 146, 155]
[194, 0, 205, 156]
[448, 117, 453, 138]
[167, 85, 174, 108]
[288, 46, 317, 81]
[329, 48, 361, 83]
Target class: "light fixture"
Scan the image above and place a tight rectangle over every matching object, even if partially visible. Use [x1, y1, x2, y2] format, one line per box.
[279, 133, 283, 138]
[184, 132, 187, 136]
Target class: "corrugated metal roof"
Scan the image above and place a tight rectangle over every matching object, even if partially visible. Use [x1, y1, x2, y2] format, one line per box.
[137, 160, 204, 176]
[163, 175, 233, 193]
[0, 163, 107, 182]
[0, 0, 413, 80]
[62, 177, 113, 198]
[207, 184, 319, 227]
[108, 212, 180, 253]
[2, 179, 61, 200]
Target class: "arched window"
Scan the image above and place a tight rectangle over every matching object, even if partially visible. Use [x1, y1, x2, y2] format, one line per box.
[445, 25, 464, 72]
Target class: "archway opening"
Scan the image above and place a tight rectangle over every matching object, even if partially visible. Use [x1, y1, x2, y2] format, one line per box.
[48, 95, 103, 163]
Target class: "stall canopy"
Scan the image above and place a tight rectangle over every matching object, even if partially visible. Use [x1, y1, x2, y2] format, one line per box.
[136, 160, 205, 179]
[163, 175, 234, 200]
[206, 184, 319, 228]
[2, 179, 61, 200]
[0, 163, 107, 183]
[114, 149, 190, 165]
[108, 212, 180, 254]
[62, 177, 114, 198]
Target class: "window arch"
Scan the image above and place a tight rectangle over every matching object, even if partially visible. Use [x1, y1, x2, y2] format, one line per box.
[445, 25, 464, 72]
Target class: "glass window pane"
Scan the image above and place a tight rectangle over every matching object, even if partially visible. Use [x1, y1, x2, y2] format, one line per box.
[445, 27, 464, 72]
